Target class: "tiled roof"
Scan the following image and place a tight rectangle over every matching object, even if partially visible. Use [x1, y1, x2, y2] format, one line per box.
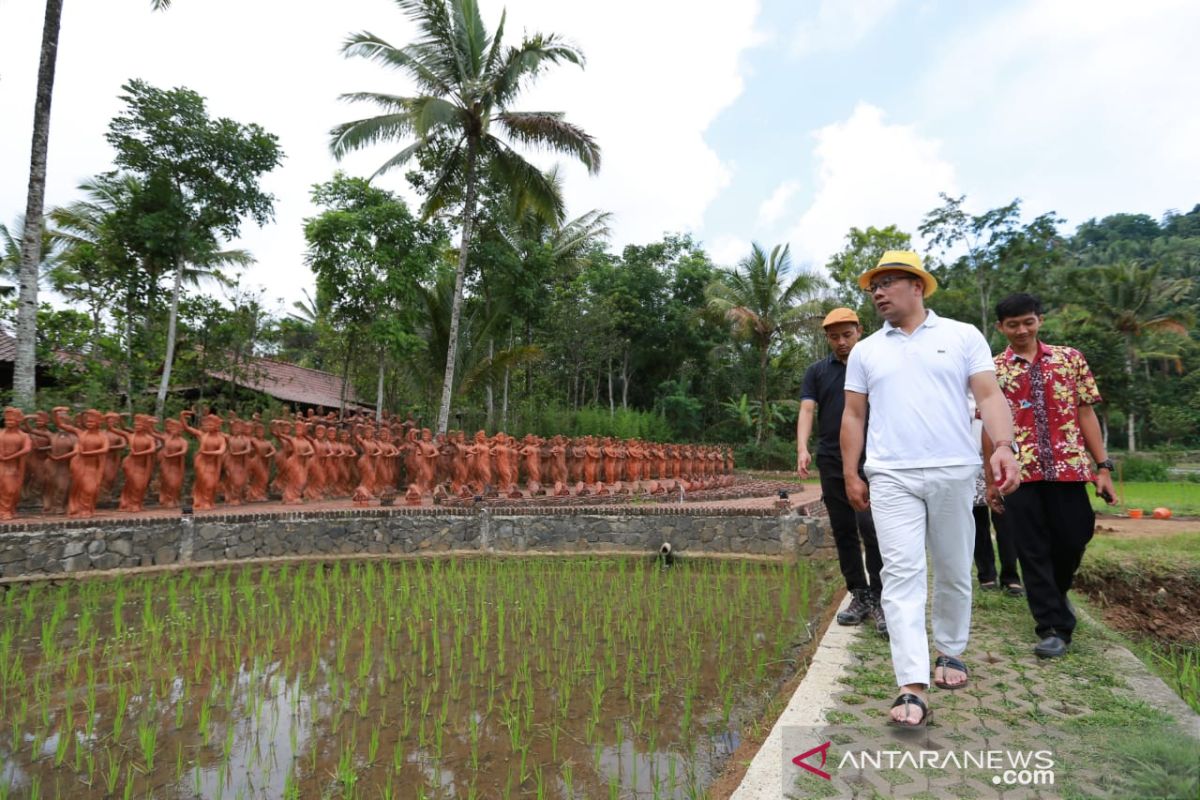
[0, 331, 83, 366]
[206, 355, 370, 411]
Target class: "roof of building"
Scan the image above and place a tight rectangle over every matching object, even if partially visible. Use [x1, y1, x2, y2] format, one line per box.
[206, 355, 371, 411]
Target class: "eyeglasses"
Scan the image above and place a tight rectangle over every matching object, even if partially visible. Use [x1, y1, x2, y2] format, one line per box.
[866, 274, 917, 293]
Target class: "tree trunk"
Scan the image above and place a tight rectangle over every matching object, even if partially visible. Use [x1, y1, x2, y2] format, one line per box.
[15, 0, 65, 408]
[607, 359, 614, 417]
[1101, 409, 1109, 450]
[435, 137, 479, 435]
[154, 257, 185, 419]
[501, 365, 509, 432]
[485, 337, 494, 430]
[620, 347, 630, 410]
[1125, 338, 1136, 453]
[375, 350, 385, 423]
[757, 344, 769, 445]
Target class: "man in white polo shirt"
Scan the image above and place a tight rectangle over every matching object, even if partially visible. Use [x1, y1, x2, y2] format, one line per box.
[840, 250, 1020, 728]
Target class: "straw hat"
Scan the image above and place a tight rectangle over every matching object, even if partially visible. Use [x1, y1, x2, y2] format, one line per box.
[858, 250, 938, 298]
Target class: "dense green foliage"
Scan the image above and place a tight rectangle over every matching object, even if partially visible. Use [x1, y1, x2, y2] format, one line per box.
[3, 9, 1195, 454]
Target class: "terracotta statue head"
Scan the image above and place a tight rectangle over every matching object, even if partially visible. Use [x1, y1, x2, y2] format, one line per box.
[3, 407, 21, 428]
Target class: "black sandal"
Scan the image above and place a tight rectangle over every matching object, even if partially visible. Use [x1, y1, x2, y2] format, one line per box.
[1004, 583, 1025, 597]
[934, 655, 969, 690]
[887, 692, 930, 728]
[979, 580, 998, 591]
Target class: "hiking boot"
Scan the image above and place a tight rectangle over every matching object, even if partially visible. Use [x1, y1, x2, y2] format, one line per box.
[870, 599, 888, 638]
[837, 589, 872, 625]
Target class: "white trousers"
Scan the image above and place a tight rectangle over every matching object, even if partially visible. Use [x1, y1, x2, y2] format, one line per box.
[866, 464, 977, 688]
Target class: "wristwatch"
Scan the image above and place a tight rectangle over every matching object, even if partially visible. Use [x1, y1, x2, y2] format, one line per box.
[994, 439, 1019, 457]
[1096, 458, 1115, 472]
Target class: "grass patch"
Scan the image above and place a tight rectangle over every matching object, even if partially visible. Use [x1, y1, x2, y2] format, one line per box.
[1092, 480, 1200, 516]
[1084, 530, 1200, 571]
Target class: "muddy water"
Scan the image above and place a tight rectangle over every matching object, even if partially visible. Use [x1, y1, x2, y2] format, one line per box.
[0, 556, 821, 798]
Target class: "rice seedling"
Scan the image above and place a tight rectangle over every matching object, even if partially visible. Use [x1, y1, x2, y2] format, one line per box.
[1, 555, 819, 799]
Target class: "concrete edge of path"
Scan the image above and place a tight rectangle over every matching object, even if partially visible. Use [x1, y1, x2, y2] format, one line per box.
[731, 594, 858, 800]
[1075, 604, 1200, 740]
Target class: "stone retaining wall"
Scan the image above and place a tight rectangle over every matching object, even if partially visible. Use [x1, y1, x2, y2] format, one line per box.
[0, 507, 830, 580]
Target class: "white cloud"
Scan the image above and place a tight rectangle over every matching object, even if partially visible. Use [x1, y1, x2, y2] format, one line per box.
[793, 0, 900, 56]
[705, 234, 752, 268]
[757, 180, 800, 227]
[0, 0, 762, 309]
[916, 0, 1200, 224]
[783, 103, 957, 269]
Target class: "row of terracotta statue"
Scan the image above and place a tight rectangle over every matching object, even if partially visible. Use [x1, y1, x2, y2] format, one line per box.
[0, 408, 735, 520]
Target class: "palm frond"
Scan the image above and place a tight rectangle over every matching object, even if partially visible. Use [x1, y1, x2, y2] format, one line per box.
[419, 137, 467, 219]
[329, 112, 416, 160]
[341, 32, 455, 95]
[491, 34, 584, 107]
[496, 111, 600, 174]
[483, 138, 564, 225]
[457, 344, 542, 396]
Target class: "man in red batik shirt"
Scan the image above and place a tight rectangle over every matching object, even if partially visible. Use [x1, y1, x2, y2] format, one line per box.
[986, 293, 1117, 658]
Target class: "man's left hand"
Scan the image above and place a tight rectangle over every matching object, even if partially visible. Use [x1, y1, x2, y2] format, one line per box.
[1095, 470, 1117, 505]
[989, 449, 1021, 495]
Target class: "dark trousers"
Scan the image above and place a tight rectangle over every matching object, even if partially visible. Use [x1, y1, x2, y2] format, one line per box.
[973, 505, 1021, 585]
[1001, 481, 1095, 642]
[818, 463, 883, 598]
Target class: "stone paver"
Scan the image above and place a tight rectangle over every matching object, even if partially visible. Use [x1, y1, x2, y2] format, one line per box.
[735, 584, 1200, 800]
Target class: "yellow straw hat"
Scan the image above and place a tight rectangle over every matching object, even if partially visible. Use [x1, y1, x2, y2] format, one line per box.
[858, 250, 938, 298]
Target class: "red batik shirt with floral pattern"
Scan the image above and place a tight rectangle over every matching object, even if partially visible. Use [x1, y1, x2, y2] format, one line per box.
[994, 341, 1102, 483]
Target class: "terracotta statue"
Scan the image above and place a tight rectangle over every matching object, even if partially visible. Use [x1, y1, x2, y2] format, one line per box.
[183, 411, 227, 511]
[275, 420, 314, 504]
[436, 433, 453, 490]
[548, 435, 569, 495]
[21, 411, 52, 505]
[520, 434, 543, 494]
[583, 436, 601, 488]
[53, 407, 110, 518]
[246, 421, 276, 502]
[108, 415, 159, 513]
[221, 418, 252, 506]
[151, 418, 189, 508]
[101, 413, 127, 503]
[492, 433, 517, 494]
[304, 424, 328, 501]
[352, 424, 379, 501]
[43, 419, 76, 515]
[0, 408, 33, 520]
[467, 430, 492, 494]
[446, 431, 469, 496]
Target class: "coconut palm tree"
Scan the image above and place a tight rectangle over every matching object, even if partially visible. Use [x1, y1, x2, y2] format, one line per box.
[329, 0, 600, 434]
[1070, 260, 1193, 452]
[14, 0, 172, 407]
[706, 243, 825, 444]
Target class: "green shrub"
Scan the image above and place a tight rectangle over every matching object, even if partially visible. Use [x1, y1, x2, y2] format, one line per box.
[1118, 455, 1170, 482]
[736, 437, 796, 471]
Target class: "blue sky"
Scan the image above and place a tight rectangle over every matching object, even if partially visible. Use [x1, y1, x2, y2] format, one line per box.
[2, 0, 1196, 310]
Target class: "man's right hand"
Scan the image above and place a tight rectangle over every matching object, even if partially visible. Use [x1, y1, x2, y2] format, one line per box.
[846, 473, 870, 511]
[797, 449, 811, 478]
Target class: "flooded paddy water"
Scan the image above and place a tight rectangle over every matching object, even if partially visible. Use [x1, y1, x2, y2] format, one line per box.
[0, 555, 823, 799]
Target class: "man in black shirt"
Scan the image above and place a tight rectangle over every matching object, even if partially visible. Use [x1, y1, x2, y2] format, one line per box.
[798, 308, 886, 635]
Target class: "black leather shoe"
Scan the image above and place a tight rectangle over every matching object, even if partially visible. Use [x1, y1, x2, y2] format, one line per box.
[1034, 634, 1068, 658]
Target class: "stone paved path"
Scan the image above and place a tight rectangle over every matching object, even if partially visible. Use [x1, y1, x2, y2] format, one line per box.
[734, 583, 1200, 800]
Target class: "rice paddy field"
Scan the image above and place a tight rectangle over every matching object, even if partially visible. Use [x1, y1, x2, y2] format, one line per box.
[0, 556, 821, 799]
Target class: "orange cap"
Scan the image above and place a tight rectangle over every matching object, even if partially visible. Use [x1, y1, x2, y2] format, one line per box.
[822, 307, 860, 328]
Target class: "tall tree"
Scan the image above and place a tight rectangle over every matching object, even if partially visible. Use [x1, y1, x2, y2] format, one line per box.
[1068, 261, 1193, 452]
[329, 0, 600, 434]
[705, 243, 824, 444]
[105, 79, 282, 417]
[920, 193, 1023, 334]
[304, 174, 445, 417]
[824, 224, 913, 323]
[14, 0, 172, 408]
